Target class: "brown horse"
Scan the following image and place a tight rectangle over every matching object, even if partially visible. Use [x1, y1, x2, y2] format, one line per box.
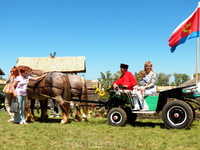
[26, 69, 89, 122]
[15, 66, 71, 124]
[68, 74, 88, 121]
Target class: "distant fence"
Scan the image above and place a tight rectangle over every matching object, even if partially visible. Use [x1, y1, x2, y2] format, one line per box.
[86, 80, 100, 101]
[156, 86, 176, 92]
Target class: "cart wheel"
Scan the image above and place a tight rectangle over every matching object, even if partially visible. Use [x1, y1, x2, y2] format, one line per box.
[162, 100, 194, 129]
[187, 103, 196, 122]
[124, 107, 137, 125]
[107, 108, 127, 126]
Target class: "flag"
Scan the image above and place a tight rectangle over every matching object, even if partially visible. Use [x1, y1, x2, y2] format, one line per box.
[168, 5, 200, 53]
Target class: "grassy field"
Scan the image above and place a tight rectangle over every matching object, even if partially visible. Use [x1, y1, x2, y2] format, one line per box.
[1, 110, 200, 150]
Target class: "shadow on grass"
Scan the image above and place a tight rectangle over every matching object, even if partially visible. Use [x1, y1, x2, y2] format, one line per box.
[32, 117, 65, 123]
[31, 116, 166, 129]
[32, 117, 89, 124]
[130, 121, 165, 129]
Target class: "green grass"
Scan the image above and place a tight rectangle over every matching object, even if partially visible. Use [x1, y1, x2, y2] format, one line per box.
[1, 110, 200, 150]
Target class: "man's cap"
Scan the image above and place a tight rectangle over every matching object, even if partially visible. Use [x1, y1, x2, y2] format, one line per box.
[120, 63, 129, 69]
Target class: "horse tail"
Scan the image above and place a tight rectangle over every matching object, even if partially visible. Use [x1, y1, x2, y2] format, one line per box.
[81, 77, 88, 100]
[80, 77, 88, 118]
[62, 75, 71, 102]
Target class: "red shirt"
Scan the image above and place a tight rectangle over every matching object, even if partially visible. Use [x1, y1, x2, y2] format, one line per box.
[114, 71, 137, 90]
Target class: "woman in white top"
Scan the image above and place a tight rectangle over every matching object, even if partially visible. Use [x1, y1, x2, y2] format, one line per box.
[133, 61, 157, 110]
[141, 61, 157, 96]
[12, 67, 46, 125]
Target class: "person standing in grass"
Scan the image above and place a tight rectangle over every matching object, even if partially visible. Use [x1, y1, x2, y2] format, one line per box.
[12, 67, 47, 125]
[4, 67, 18, 122]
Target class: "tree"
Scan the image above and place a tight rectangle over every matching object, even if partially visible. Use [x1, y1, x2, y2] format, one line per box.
[156, 73, 171, 86]
[134, 72, 140, 85]
[171, 73, 189, 86]
[0, 76, 6, 93]
[97, 70, 121, 100]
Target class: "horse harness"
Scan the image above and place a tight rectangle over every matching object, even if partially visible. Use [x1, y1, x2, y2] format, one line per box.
[28, 72, 82, 99]
[28, 72, 63, 98]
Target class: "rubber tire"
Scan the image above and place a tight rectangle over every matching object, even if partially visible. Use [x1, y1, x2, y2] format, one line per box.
[107, 108, 127, 126]
[187, 103, 196, 122]
[162, 100, 194, 129]
[124, 107, 137, 125]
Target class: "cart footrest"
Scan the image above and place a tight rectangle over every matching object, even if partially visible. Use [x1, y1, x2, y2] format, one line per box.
[131, 111, 156, 114]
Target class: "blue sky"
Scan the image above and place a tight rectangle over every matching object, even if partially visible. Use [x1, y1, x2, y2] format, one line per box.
[1, 0, 200, 80]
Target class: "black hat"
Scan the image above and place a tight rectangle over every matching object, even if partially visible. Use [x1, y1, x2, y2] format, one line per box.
[120, 63, 129, 69]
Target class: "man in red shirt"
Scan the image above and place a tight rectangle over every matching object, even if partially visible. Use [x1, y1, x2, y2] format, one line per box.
[113, 63, 137, 90]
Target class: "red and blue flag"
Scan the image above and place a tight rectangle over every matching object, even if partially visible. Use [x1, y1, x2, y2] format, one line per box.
[168, 5, 200, 53]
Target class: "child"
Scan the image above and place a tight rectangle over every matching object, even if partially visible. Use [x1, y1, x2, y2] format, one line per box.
[133, 70, 150, 98]
[132, 70, 150, 111]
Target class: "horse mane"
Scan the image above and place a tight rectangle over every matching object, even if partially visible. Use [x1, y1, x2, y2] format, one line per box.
[31, 69, 46, 76]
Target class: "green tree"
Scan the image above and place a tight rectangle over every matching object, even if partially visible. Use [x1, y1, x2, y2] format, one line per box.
[97, 70, 121, 100]
[113, 71, 121, 82]
[156, 73, 171, 86]
[134, 72, 140, 85]
[171, 73, 189, 86]
[0, 76, 6, 93]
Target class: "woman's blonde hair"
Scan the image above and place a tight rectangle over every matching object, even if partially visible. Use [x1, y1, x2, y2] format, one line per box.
[144, 61, 153, 72]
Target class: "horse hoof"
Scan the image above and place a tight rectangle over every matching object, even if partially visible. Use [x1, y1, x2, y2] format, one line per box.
[60, 120, 67, 124]
[73, 119, 78, 122]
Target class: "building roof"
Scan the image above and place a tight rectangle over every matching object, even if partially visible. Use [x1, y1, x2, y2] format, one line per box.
[178, 76, 200, 87]
[0, 69, 5, 75]
[16, 56, 86, 73]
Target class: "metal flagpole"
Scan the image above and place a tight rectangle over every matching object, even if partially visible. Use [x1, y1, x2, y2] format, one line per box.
[196, 37, 199, 85]
[195, 2, 200, 85]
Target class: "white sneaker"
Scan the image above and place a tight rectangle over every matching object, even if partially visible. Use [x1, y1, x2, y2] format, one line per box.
[141, 108, 149, 111]
[50, 115, 55, 118]
[23, 121, 27, 124]
[133, 107, 140, 110]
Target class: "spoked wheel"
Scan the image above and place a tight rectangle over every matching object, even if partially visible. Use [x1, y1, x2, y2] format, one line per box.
[107, 108, 127, 126]
[162, 100, 194, 129]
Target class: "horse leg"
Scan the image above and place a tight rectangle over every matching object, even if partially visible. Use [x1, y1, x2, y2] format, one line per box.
[44, 99, 48, 120]
[69, 101, 75, 118]
[81, 78, 89, 121]
[25, 98, 35, 122]
[39, 100, 48, 121]
[75, 102, 88, 122]
[25, 98, 32, 122]
[81, 103, 88, 121]
[74, 102, 82, 122]
[55, 95, 70, 124]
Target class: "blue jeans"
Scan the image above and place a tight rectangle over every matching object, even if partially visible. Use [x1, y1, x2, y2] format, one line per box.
[14, 95, 26, 123]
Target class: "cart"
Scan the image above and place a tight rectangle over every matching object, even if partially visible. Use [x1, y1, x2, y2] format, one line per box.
[74, 84, 199, 129]
[99, 84, 199, 129]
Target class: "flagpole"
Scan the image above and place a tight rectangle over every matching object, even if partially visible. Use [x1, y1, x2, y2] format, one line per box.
[196, 37, 199, 85]
[196, 2, 200, 85]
